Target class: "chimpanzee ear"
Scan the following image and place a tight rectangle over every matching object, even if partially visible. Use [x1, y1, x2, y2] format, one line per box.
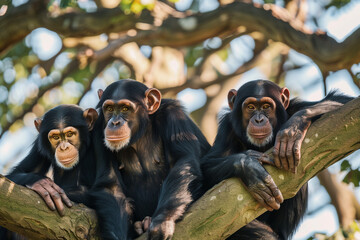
[145, 88, 162, 115]
[83, 108, 99, 131]
[34, 118, 42, 133]
[97, 89, 104, 100]
[281, 87, 290, 109]
[227, 89, 237, 110]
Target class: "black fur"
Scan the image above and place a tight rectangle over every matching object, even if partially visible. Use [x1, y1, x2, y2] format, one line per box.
[90, 80, 210, 240]
[201, 80, 354, 239]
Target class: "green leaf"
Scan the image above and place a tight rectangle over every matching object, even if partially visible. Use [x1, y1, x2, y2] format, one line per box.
[60, 0, 70, 8]
[343, 169, 360, 187]
[340, 160, 351, 171]
[325, 0, 351, 9]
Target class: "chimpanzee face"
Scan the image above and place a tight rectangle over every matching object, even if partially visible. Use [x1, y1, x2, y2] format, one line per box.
[97, 80, 162, 152]
[227, 80, 289, 149]
[35, 105, 98, 169]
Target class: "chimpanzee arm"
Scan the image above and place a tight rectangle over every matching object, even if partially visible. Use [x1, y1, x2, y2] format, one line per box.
[201, 119, 283, 211]
[6, 141, 50, 186]
[274, 92, 355, 172]
[89, 129, 132, 240]
[148, 103, 205, 239]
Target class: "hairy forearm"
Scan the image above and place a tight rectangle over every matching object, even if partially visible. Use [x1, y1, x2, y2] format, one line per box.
[300, 100, 343, 121]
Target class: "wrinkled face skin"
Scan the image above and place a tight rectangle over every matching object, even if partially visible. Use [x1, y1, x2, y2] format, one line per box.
[227, 80, 290, 148]
[102, 99, 139, 152]
[242, 97, 277, 147]
[98, 84, 162, 152]
[48, 126, 81, 169]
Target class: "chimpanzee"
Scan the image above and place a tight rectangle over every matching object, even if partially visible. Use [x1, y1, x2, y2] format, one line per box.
[5, 105, 98, 213]
[89, 79, 210, 240]
[201, 80, 353, 239]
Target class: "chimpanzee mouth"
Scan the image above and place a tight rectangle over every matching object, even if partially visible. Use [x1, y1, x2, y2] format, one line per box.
[55, 154, 79, 169]
[247, 132, 273, 147]
[249, 132, 271, 139]
[106, 135, 130, 142]
[104, 137, 130, 152]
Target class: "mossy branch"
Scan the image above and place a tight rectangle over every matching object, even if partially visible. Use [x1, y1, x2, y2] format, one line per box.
[0, 98, 359, 240]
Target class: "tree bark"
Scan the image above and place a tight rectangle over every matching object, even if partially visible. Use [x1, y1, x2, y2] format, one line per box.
[0, 97, 359, 240]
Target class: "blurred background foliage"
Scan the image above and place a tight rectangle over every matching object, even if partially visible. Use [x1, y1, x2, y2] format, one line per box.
[0, 0, 360, 239]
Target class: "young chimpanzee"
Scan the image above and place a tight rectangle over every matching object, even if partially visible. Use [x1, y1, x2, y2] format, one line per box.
[6, 105, 98, 214]
[90, 79, 210, 240]
[201, 80, 353, 240]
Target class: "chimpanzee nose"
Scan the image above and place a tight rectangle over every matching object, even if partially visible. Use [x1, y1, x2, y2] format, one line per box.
[112, 120, 120, 126]
[255, 116, 264, 124]
[60, 142, 68, 151]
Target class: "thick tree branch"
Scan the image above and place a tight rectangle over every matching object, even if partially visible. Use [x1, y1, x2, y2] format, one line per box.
[0, 98, 359, 239]
[1, 2, 359, 71]
[0, 176, 99, 239]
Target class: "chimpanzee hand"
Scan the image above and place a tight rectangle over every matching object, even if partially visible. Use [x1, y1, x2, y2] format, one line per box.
[27, 178, 72, 216]
[236, 151, 284, 211]
[134, 216, 151, 236]
[273, 114, 311, 173]
[147, 217, 175, 240]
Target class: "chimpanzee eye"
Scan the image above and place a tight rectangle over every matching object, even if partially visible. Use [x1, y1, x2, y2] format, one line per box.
[66, 132, 74, 138]
[121, 106, 129, 112]
[52, 135, 60, 140]
[247, 104, 255, 110]
[106, 106, 114, 112]
[263, 104, 271, 109]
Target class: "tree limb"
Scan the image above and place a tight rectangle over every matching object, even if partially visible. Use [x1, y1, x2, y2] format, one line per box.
[0, 98, 359, 239]
[2, 2, 359, 71]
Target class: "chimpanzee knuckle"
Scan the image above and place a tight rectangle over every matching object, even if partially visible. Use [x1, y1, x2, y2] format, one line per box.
[44, 178, 53, 184]
[273, 147, 279, 155]
[149, 220, 174, 240]
[52, 192, 61, 200]
[35, 188, 47, 197]
[286, 148, 293, 156]
[264, 175, 274, 185]
[265, 196, 275, 204]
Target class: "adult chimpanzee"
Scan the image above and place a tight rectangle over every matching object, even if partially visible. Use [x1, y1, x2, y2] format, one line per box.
[201, 80, 353, 240]
[6, 105, 98, 214]
[90, 79, 210, 240]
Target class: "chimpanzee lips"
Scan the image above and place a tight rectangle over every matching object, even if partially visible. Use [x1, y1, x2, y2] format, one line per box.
[55, 150, 79, 169]
[59, 156, 77, 165]
[250, 133, 270, 139]
[249, 131, 272, 139]
[57, 151, 77, 163]
[106, 135, 130, 142]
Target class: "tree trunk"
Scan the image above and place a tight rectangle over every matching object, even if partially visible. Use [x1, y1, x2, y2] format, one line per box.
[0, 97, 359, 240]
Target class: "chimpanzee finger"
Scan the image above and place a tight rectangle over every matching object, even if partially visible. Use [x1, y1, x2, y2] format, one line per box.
[264, 176, 284, 204]
[251, 192, 273, 211]
[41, 182, 65, 216]
[279, 141, 289, 170]
[142, 216, 151, 232]
[293, 139, 302, 168]
[262, 191, 280, 211]
[134, 221, 144, 235]
[259, 154, 275, 166]
[273, 135, 282, 169]
[286, 140, 295, 173]
[51, 182, 73, 208]
[29, 183, 56, 211]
